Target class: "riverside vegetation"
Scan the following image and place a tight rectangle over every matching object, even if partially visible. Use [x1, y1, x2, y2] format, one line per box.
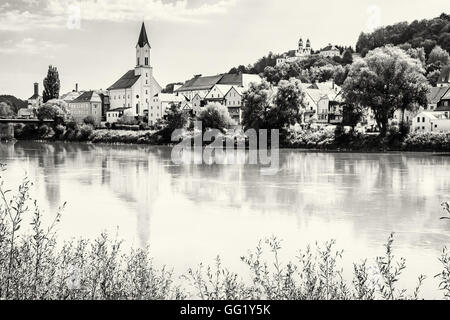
[1, 165, 450, 300]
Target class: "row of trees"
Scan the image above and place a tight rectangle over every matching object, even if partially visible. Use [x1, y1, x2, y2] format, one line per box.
[240, 45, 431, 138]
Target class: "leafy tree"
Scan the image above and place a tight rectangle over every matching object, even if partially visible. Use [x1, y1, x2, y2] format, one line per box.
[427, 69, 442, 86]
[427, 45, 450, 66]
[341, 103, 365, 130]
[270, 78, 305, 130]
[0, 102, 14, 118]
[197, 103, 235, 133]
[37, 101, 67, 124]
[342, 46, 429, 136]
[83, 115, 96, 126]
[157, 104, 188, 143]
[43, 65, 60, 103]
[241, 80, 273, 130]
[342, 50, 353, 64]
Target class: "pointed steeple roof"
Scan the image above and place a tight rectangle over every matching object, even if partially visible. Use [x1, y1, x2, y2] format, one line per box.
[137, 22, 150, 48]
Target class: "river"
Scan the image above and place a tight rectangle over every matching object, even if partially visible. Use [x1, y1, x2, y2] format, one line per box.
[1, 141, 450, 298]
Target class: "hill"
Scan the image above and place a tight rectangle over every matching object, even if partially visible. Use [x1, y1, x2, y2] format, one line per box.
[356, 13, 450, 56]
[0, 95, 28, 114]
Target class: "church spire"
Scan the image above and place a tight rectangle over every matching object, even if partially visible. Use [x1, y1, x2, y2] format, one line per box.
[137, 22, 150, 48]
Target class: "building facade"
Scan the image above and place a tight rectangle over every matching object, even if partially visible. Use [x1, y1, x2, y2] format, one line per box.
[67, 91, 103, 123]
[412, 111, 450, 132]
[148, 93, 187, 125]
[108, 22, 162, 119]
[319, 44, 340, 58]
[27, 83, 43, 109]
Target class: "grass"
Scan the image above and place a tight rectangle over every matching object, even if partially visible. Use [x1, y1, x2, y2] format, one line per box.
[1, 166, 450, 300]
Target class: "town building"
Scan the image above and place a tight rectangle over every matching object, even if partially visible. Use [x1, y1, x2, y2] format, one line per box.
[174, 73, 261, 124]
[301, 81, 343, 124]
[426, 86, 450, 111]
[224, 86, 244, 124]
[67, 91, 103, 123]
[148, 93, 187, 125]
[276, 38, 312, 66]
[27, 82, 42, 109]
[412, 111, 450, 132]
[106, 107, 130, 124]
[436, 87, 450, 112]
[319, 44, 341, 58]
[107, 22, 162, 119]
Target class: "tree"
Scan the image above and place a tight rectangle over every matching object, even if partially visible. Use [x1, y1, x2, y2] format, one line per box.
[83, 115, 96, 126]
[342, 45, 429, 136]
[427, 69, 441, 86]
[197, 103, 235, 133]
[341, 103, 364, 130]
[270, 78, 305, 129]
[157, 104, 188, 143]
[37, 101, 67, 124]
[241, 80, 273, 130]
[43, 65, 60, 103]
[342, 50, 353, 64]
[0, 102, 14, 118]
[427, 45, 450, 66]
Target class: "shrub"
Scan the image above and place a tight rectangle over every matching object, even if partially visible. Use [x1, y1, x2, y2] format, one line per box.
[79, 124, 94, 141]
[197, 103, 235, 133]
[83, 115, 96, 126]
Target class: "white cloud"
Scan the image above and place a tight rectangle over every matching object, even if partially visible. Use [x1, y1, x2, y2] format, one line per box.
[0, 0, 239, 32]
[0, 38, 66, 56]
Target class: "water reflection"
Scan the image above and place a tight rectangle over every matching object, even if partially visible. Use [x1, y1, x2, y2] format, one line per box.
[1, 141, 450, 297]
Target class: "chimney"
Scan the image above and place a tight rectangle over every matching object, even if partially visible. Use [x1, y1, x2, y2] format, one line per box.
[75, 83, 78, 92]
[34, 82, 38, 96]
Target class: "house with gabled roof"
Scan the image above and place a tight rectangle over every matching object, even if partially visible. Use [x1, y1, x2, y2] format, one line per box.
[107, 22, 162, 119]
[224, 86, 245, 124]
[67, 91, 103, 123]
[319, 44, 340, 58]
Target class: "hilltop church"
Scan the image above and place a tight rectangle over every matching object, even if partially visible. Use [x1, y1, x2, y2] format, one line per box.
[107, 22, 162, 118]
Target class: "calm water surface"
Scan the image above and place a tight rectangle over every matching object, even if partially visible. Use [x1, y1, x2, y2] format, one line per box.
[1, 141, 450, 298]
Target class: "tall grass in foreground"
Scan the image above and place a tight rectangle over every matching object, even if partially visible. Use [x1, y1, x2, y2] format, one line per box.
[1, 166, 450, 300]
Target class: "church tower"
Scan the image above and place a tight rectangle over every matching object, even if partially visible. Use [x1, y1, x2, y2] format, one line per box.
[298, 38, 303, 51]
[135, 22, 151, 76]
[305, 39, 311, 54]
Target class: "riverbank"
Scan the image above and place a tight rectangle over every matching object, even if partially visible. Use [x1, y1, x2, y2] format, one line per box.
[10, 122, 450, 151]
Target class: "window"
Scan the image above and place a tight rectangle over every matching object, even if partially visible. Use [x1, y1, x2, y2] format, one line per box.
[417, 117, 420, 123]
[145, 57, 149, 65]
[422, 117, 425, 122]
[137, 57, 140, 65]
[136, 104, 139, 114]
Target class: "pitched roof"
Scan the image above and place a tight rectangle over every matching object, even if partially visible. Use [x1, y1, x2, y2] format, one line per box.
[321, 45, 339, 51]
[70, 91, 101, 103]
[427, 86, 450, 104]
[137, 22, 150, 48]
[60, 91, 84, 102]
[175, 74, 223, 92]
[108, 70, 140, 90]
[107, 107, 131, 112]
[218, 73, 242, 85]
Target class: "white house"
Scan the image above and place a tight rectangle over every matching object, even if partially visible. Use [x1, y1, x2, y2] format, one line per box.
[224, 86, 244, 124]
[319, 44, 340, 58]
[106, 107, 131, 124]
[301, 81, 342, 124]
[412, 111, 450, 132]
[148, 93, 187, 125]
[108, 22, 162, 119]
[276, 38, 312, 66]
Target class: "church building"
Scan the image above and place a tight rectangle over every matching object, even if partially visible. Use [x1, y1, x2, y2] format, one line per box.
[107, 22, 162, 118]
[276, 37, 312, 66]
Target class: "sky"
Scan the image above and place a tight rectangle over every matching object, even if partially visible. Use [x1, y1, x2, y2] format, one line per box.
[0, 0, 449, 99]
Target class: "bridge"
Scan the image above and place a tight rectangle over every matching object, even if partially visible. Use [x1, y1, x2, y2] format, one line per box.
[0, 119, 54, 140]
[0, 118, 54, 124]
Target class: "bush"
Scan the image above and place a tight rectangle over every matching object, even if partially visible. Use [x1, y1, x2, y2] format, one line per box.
[83, 115, 96, 126]
[197, 103, 235, 133]
[1, 170, 447, 300]
[79, 124, 94, 141]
